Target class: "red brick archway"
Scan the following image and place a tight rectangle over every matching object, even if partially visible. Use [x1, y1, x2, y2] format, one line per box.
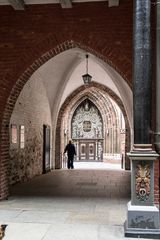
[0, 40, 132, 200]
[55, 81, 131, 170]
[0, 1, 133, 199]
[0, 1, 158, 206]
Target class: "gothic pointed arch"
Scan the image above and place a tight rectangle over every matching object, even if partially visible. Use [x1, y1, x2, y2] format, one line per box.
[0, 41, 131, 200]
[55, 82, 131, 169]
[70, 98, 103, 161]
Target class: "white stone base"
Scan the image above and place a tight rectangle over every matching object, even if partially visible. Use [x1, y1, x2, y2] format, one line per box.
[124, 201, 160, 239]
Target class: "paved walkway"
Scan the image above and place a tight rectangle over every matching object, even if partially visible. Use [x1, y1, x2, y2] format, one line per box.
[0, 166, 155, 240]
[74, 162, 121, 169]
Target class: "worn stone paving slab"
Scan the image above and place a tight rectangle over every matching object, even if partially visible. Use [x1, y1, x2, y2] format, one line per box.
[67, 212, 111, 225]
[2, 223, 50, 240]
[11, 210, 70, 224]
[2, 223, 156, 240]
[1, 167, 149, 240]
[42, 223, 98, 240]
[0, 209, 22, 221]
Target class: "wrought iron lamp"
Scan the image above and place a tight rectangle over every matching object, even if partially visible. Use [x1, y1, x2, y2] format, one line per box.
[82, 54, 92, 85]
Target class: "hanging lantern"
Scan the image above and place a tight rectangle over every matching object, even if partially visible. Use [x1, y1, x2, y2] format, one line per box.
[82, 54, 92, 85]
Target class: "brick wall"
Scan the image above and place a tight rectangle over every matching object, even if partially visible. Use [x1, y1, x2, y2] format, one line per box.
[9, 75, 51, 185]
[0, 1, 133, 97]
[0, 1, 158, 205]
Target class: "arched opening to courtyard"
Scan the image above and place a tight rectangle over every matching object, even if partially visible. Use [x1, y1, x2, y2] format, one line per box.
[1, 45, 132, 199]
[58, 84, 130, 170]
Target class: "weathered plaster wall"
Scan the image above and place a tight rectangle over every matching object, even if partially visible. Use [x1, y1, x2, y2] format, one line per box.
[9, 75, 52, 185]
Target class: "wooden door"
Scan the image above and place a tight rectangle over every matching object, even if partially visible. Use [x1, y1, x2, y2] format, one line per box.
[43, 125, 50, 173]
[88, 142, 95, 160]
[79, 141, 95, 161]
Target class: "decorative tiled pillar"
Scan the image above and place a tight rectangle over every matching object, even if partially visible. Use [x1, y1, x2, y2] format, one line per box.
[155, 2, 160, 153]
[125, 151, 160, 238]
[124, 0, 160, 238]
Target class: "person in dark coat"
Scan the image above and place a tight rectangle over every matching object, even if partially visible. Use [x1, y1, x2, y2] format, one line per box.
[64, 140, 76, 169]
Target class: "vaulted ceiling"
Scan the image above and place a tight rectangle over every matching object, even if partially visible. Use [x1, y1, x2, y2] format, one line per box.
[0, 0, 120, 10]
[0, 0, 132, 128]
[28, 47, 133, 130]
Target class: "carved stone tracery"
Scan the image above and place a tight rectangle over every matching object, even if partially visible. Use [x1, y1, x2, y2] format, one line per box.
[72, 100, 103, 139]
[135, 162, 151, 201]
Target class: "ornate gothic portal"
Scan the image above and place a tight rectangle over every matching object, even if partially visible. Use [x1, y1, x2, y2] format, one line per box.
[71, 99, 103, 161]
[61, 88, 127, 167]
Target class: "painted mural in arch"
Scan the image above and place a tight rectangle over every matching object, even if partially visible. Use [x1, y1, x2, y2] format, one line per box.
[71, 99, 103, 161]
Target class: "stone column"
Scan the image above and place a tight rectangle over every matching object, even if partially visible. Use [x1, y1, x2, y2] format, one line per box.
[133, 0, 151, 144]
[124, 0, 160, 238]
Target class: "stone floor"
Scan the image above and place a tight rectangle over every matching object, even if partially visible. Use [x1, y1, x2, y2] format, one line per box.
[0, 163, 156, 240]
[74, 162, 121, 169]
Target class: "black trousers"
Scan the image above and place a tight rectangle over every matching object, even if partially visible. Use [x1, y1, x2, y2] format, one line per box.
[67, 156, 74, 169]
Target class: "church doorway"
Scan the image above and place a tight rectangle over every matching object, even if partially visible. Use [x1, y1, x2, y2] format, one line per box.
[71, 99, 103, 162]
[79, 141, 96, 161]
[59, 84, 129, 169]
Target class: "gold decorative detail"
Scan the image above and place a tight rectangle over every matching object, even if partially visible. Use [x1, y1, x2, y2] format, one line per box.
[135, 163, 150, 201]
[83, 121, 91, 132]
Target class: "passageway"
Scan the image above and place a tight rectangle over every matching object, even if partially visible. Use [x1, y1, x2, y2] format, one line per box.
[0, 168, 154, 239]
[0, 168, 134, 240]
[0, 44, 134, 239]
[0, 1, 159, 239]
[9, 167, 130, 198]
